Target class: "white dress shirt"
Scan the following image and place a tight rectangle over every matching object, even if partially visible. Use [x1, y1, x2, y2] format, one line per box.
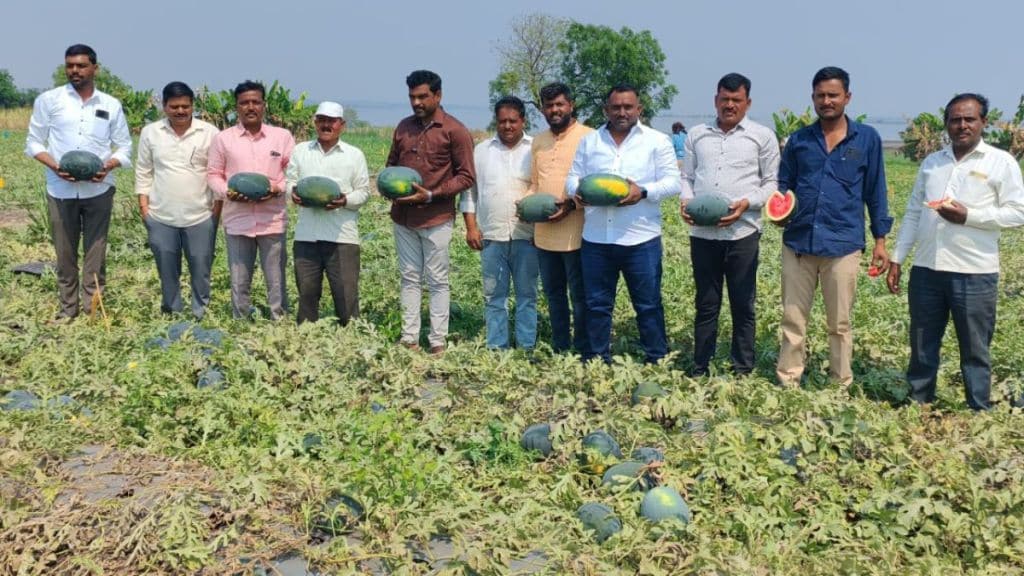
[135, 118, 219, 227]
[25, 84, 132, 199]
[460, 134, 533, 241]
[566, 123, 681, 246]
[286, 139, 370, 245]
[680, 117, 780, 241]
[893, 140, 1024, 274]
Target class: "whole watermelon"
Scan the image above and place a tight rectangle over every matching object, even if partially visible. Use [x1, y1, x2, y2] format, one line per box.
[516, 194, 559, 223]
[59, 150, 104, 181]
[685, 193, 731, 226]
[640, 486, 691, 524]
[296, 176, 342, 208]
[576, 502, 622, 543]
[520, 423, 553, 457]
[228, 172, 271, 200]
[578, 173, 631, 206]
[377, 166, 422, 200]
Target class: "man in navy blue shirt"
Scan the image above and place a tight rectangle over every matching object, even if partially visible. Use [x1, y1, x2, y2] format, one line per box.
[774, 66, 893, 388]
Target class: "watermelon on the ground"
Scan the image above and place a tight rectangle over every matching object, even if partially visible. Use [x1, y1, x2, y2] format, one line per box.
[59, 150, 103, 181]
[685, 193, 731, 226]
[295, 176, 342, 207]
[578, 430, 622, 474]
[377, 166, 422, 200]
[640, 486, 691, 524]
[631, 381, 667, 405]
[311, 492, 365, 536]
[578, 173, 630, 206]
[631, 446, 665, 464]
[601, 461, 655, 492]
[764, 190, 797, 223]
[576, 502, 622, 543]
[520, 423, 553, 457]
[228, 172, 271, 200]
[516, 194, 559, 222]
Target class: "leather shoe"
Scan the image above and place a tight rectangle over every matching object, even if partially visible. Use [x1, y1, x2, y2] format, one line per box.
[429, 345, 445, 356]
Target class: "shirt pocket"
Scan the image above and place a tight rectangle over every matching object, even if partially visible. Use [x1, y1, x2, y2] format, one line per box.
[956, 171, 995, 208]
[88, 115, 111, 141]
[831, 155, 864, 188]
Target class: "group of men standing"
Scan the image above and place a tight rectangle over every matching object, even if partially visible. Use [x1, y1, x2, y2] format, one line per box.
[25, 44, 1024, 410]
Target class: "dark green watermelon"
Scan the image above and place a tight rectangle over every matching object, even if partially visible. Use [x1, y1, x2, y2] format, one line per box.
[576, 502, 622, 543]
[377, 166, 422, 200]
[601, 461, 656, 492]
[516, 194, 559, 223]
[685, 194, 731, 226]
[59, 150, 103, 180]
[228, 172, 271, 200]
[631, 381, 667, 405]
[640, 486, 691, 524]
[520, 423, 553, 457]
[295, 176, 342, 207]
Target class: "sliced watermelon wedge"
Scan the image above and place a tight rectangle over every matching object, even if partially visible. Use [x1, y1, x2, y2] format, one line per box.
[764, 190, 797, 224]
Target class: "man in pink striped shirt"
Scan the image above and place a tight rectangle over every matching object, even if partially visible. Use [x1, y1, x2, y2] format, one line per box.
[207, 80, 295, 319]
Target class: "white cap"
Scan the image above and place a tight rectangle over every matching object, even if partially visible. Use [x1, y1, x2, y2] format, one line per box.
[314, 101, 345, 119]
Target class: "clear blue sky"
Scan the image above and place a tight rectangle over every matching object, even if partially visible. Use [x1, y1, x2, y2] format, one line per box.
[3, 0, 1021, 136]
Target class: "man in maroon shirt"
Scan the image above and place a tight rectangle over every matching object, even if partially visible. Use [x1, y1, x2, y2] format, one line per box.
[387, 70, 476, 354]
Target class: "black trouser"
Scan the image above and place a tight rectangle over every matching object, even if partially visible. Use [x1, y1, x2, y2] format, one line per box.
[690, 232, 760, 374]
[293, 240, 360, 325]
[47, 187, 115, 318]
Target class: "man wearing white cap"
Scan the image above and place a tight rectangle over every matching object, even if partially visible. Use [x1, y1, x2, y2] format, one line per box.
[286, 101, 370, 324]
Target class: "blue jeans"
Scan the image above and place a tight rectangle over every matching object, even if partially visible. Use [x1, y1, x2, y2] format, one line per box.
[907, 266, 997, 410]
[537, 248, 588, 353]
[481, 239, 539, 349]
[581, 237, 666, 364]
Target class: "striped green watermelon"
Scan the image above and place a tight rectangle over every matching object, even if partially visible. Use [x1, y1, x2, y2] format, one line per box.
[516, 194, 559, 223]
[228, 172, 271, 200]
[377, 166, 422, 200]
[578, 173, 630, 206]
[296, 176, 342, 208]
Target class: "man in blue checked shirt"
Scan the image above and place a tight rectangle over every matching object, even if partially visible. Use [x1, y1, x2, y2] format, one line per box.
[774, 66, 892, 389]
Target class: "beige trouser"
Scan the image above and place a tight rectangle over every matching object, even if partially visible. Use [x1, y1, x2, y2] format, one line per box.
[394, 220, 453, 348]
[776, 245, 860, 387]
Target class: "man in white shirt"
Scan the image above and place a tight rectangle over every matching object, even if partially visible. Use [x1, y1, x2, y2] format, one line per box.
[566, 84, 682, 364]
[25, 44, 132, 321]
[681, 73, 780, 376]
[136, 81, 220, 318]
[287, 101, 370, 325]
[888, 93, 1024, 410]
[461, 96, 537, 349]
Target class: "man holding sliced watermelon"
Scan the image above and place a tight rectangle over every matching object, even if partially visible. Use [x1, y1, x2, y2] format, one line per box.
[680, 73, 780, 377]
[774, 67, 892, 388]
[888, 94, 1024, 410]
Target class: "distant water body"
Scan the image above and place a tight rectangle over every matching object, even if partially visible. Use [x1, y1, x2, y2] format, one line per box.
[347, 100, 909, 143]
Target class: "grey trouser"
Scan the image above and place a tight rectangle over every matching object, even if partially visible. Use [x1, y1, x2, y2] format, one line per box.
[47, 187, 115, 318]
[393, 221, 452, 348]
[225, 232, 288, 320]
[293, 240, 360, 325]
[145, 216, 217, 318]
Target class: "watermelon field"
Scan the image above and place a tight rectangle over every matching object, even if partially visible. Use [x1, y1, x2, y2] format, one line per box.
[1, 124, 1024, 575]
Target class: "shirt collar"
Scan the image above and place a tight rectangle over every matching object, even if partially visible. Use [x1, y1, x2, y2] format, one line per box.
[812, 115, 860, 139]
[236, 123, 266, 139]
[312, 139, 343, 154]
[599, 121, 645, 141]
[160, 117, 202, 137]
[64, 83, 100, 104]
[711, 115, 750, 134]
[943, 138, 991, 161]
[488, 133, 530, 150]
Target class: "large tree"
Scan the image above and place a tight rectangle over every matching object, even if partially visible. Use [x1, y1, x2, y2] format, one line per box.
[0, 70, 38, 108]
[558, 23, 678, 127]
[488, 13, 569, 124]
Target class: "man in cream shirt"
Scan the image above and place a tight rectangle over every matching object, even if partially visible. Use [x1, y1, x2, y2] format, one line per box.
[136, 82, 220, 318]
[287, 101, 370, 325]
[461, 96, 536, 350]
[888, 93, 1024, 410]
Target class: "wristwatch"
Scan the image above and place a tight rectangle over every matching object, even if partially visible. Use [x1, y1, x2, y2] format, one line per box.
[640, 188, 648, 199]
